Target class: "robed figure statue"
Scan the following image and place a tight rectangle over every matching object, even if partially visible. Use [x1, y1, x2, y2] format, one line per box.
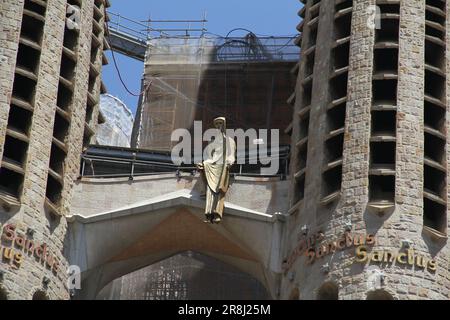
[197, 117, 236, 224]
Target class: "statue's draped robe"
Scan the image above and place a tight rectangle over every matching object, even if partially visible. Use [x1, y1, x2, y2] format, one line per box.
[203, 135, 236, 218]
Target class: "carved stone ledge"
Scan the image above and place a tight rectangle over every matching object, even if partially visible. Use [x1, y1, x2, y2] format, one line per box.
[422, 226, 448, 242]
[44, 198, 63, 217]
[0, 192, 21, 212]
[367, 201, 395, 217]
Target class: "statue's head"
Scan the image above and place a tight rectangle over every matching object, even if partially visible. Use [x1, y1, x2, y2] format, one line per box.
[213, 117, 226, 132]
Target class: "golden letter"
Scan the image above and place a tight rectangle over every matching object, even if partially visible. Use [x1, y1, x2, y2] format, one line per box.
[306, 249, 316, 265]
[397, 252, 407, 264]
[346, 233, 353, 247]
[416, 256, 426, 268]
[2, 224, 15, 242]
[13, 253, 23, 268]
[428, 260, 437, 272]
[383, 251, 394, 263]
[407, 249, 415, 265]
[3, 247, 13, 260]
[366, 234, 376, 245]
[316, 232, 325, 243]
[316, 245, 327, 259]
[355, 246, 368, 263]
[372, 250, 383, 262]
[25, 239, 35, 253]
[354, 235, 365, 246]
[14, 236, 25, 249]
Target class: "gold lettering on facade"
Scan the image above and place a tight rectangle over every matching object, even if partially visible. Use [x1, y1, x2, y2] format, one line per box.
[283, 230, 438, 274]
[355, 246, 437, 273]
[0, 223, 60, 273]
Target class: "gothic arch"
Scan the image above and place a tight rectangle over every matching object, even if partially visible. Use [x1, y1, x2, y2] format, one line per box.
[316, 281, 339, 300]
[96, 250, 270, 300]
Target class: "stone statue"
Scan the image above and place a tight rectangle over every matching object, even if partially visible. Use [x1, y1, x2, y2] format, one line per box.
[197, 117, 236, 224]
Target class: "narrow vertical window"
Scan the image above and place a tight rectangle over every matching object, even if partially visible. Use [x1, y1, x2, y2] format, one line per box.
[0, 0, 47, 207]
[45, 0, 82, 216]
[321, 0, 353, 206]
[423, 0, 447, 236]
[292, 0, 321, 208]
[368, 2, 400, 208]
[83, 0, 106, 150]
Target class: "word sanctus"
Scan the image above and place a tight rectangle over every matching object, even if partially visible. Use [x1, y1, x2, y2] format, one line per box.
[282, 231, 325, 272]
[282, 231, 376, 272]
[1, 223, 61, 274]
[355, 246, 437, 272]
[305, 233, 376, 265]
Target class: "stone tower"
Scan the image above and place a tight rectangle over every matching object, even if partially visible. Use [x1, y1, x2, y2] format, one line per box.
[0, 0, 109, 299]
[284, 0, 450, 299]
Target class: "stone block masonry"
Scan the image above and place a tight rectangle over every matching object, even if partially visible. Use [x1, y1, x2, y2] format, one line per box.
[283, 0, 450, 300]
[0, 0, 109, 300]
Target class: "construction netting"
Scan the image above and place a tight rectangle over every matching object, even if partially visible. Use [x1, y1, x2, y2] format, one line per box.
[96, 251, 269, 300]
[131, 34, 299, 152]
[143, 34, 299, 64]
[97, 94, 135, 148]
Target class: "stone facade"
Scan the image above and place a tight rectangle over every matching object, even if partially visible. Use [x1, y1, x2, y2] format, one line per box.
[283, 0, 450, 300]
[69, 174, 289, 299]
[0, 0, 108, 300]
[71, 175, 290, 218]
[3, 0, 450, 301]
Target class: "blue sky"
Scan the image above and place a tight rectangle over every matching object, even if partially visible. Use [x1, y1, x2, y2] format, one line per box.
[102, 0, 301, 115]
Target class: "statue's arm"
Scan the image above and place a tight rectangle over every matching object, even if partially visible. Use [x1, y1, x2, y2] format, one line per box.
[226, 138, 237, 166]
[196, 162, 204, 170]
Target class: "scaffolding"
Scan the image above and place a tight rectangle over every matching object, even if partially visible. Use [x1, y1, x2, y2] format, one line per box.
[132, 33, 299, 151]
[144, 35, 299, 64]
[106, 11, 209, 61]
[104, 11, 298, 173]
[96, 251, 269, 300]
[95, 12, 297, 301]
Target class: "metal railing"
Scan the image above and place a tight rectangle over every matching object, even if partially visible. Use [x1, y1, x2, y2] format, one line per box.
[106, 11, 300, 62]
[107, 11, 208, 41]
[79, 146, 290, 181]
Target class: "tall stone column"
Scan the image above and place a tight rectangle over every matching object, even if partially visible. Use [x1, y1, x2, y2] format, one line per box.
[0, 0, 109, 300]
[284, 0, 450, 300]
